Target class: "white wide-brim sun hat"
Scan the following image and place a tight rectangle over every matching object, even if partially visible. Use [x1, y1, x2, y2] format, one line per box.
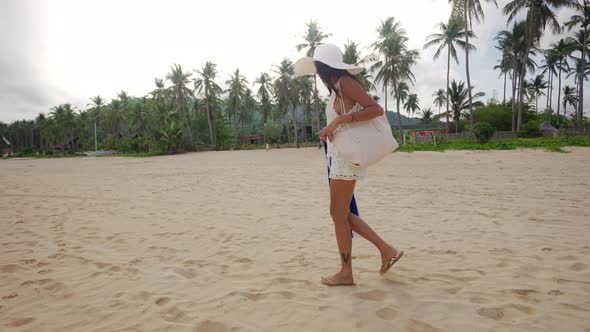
[294, 43, 364, 77]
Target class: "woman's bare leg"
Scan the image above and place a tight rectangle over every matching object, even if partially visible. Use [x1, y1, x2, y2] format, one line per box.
[348, 213, 399, 267]
[321, 179, 355, 286]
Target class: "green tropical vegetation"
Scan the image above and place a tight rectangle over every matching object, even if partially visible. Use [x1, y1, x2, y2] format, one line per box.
[1, 1, 589, 158]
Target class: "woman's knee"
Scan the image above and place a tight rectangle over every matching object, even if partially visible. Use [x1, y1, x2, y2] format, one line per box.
[330, 206, 350, 224]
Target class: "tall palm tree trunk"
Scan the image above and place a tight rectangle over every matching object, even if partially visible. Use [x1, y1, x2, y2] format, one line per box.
[517, 61, 526, 130]
[548, 69, 555, 115]
[546, 70, 551, 110]
[93, 119, 98, 151]
[235, 95, 239, 147]
[392, 79, 403, 139]
[511, 58, 517, 132]
[465, 4, 474, 127]
[503, 72, 507, 104]
[446, 46, 451, 133]
[205, 88, 215, 147]
[263, 104, 268, 146]
[292, 104, 299, 148]
[579, 26, 586, 127]
[556, 62, 563, 126]
[285, 105, 291, 144]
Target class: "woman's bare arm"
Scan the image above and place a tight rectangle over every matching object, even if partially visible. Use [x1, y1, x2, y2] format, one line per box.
[336, 77, 384, 125]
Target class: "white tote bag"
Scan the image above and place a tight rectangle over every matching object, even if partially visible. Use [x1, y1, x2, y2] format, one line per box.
[331, 95, 399, 168]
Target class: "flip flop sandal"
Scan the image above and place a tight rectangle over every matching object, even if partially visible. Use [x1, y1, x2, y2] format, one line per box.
[379, 250, 404, 275]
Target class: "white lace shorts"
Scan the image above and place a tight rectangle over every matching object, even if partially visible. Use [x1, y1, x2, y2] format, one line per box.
[327, 145, 366, 181]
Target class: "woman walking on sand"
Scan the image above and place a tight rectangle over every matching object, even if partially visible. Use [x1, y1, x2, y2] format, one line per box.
[295, 44, 403, 286]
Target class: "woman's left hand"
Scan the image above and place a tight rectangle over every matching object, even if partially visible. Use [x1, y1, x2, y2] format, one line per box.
[319, 119, 341, 142]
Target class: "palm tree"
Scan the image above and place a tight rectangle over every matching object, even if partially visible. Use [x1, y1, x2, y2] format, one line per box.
[166, 64, 193, 148]
[564, 0, 590, 125]
[566, 31, 590, 127]
[496, 21, 537, 131]
[89, 96, 106, 151]
[527, 75, 548, 113]
[296, 19, 331, 146]
[549, 39, 574, 121]
[566, 56, 590, 116]
[425, 16, 475, 133]
[254, 72, 273, 145]
[372, 17, 404, 115]
[50, 104, 76, 150]
[226, 68, 248, 146]
[295, 76, 314, 141]
[194, 61, 223, 146]
[404, 93, 420, 116]
[273, 59, 297, 147]
[447, 80, 485, 133]
[240, 88, 257, 138]
[540, 50, 558, 111]
[35, 113, 48, 150]
[394, 81, 410, 118]
[343, 41, 375, 92]
[503, 0, 574, 130]
[420, 108, 434, 123]
[452, 0, 498, 127]
[562, 85, 578, 121]
[372, 17, 420, 133]
[433, 89, 447, 119]
[494, 49, 512, 104]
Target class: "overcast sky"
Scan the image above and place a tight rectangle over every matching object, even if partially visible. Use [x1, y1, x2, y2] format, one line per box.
[0, 0, 585, 123]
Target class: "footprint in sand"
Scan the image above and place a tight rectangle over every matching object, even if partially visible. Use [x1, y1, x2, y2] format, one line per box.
[443, 287, 462, 295]
[2, 292, 18, 300]
[547, 290, 564, 296]
[130, 291, 152, 302]
[376, 307, 398, 320]
[5, 317, 34, 327]
[560, 303, 590, 312]
[271, 277, 314, 287]
[195, 320, 229, 332]
[21, 279, 53, 287]
[108, 266, 122, 272]
[155, 297, 170, 306]
[469, 296, 490, 304]
[94, 262, 111, 269]
[570, 262, 586, 271]
[408, 319, 445, 332]
[477, 307, 505, 320]
[0, 264, 28, 273]
[229, 290, 296, 302]
[428, 250, 457, 255]
[353, 290, 386, 301]
[160, 305, 188, 323]
[477, 304, 534, 321]
[511, 289, 538, 296]
[173, 267, 197, 279]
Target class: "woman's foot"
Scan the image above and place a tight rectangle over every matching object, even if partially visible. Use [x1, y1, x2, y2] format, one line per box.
[320, 270, 355, 286]
[379, 245, 402, 274]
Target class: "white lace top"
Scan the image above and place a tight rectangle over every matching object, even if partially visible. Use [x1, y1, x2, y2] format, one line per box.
[325, 86, 367, 181]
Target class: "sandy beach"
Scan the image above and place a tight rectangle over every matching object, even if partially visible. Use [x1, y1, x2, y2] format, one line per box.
[1, 148, 589, 332]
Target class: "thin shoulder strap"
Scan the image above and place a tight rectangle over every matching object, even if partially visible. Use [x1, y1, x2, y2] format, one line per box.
[336, 79, 346, 114]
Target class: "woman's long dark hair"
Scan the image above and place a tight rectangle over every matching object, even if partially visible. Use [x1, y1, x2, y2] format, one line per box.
[314, 61, 358, 96]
